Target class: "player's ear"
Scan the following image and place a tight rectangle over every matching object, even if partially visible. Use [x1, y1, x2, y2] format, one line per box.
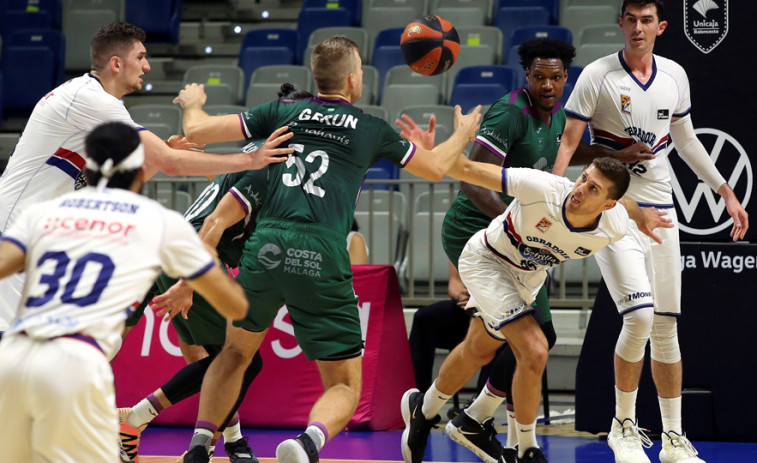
[109, 55, 122, 73]
[658, 20, 668, 35]
[603, 199, 618, 211]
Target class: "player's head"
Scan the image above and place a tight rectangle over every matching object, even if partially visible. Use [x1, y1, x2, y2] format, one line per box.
[84, 122, 144, 192]
[519, 39, 575, 112]
[567, 157, 630, 216]
[91, 22, 150, 96]
[277, 82, 314, 102]
[311, 37, 363, 103]
[619, 1, 668, 53]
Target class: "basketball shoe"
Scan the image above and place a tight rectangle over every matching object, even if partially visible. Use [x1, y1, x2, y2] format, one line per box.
[518, 447, 548, 463]
[607, 417, 652, 463]
[276, 433, 319, 463]
[659, 431, 705, 463]
[177, 445, 212, 463]
[118, 407, 146, 463]
[445, 410, 502, 463]
[225, 437, 259, 463]
[400, 388, 441, 463]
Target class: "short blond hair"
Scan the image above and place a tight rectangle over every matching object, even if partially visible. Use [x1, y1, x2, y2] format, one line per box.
[311, 37, 359, 94]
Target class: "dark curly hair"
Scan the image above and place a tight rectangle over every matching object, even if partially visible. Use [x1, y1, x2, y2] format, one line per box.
[518, 38, 576, 71]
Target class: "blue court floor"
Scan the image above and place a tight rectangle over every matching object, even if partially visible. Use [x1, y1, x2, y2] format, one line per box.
[139, 426, 757, 462]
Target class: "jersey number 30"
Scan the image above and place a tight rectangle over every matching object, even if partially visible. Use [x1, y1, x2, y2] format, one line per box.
[282, 144, 329, 198]
[27, 251, 115, 307]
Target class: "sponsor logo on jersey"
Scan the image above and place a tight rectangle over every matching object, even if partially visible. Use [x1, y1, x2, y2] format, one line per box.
[621, 94, 632, 114]
[616, 291, 653, 305]
[538, 137, 544, 152]
[283, 247, 323, 277]
[574, 246, 591, 257]
[535, 217, 552, 233]
[657, 109, 670, 120]
[258, 243, 282, 269]
[556, 133, 562, 145]
[490, 302, 528, 328]
[668, 128, 752, 236]
[685, 0, 728, 54]
[518, 243, 562, 267]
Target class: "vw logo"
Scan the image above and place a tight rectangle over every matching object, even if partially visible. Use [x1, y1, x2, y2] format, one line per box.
[667, 128, 752, 235]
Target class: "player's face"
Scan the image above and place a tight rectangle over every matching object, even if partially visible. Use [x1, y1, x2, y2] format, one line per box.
[525, 58, 567, 112]
[119, 41, 150, 95]
[620, 5, 668, 54]
[566, 165, 616, 216]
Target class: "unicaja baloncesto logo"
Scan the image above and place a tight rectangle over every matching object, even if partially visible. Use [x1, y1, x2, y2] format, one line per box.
[684, 0, 729, 54]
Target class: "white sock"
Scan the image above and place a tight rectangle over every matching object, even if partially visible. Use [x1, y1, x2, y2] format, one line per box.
[305, 425, 326, 451]
[515, 419, 538, 457]
[659, 396, 682, 434]
[466, 385, 506, 424]
[505, 408, 518, 448]
[422, 381, 452, 419]
[128, 399, 159, 428]
[223, 422, 243, 444]
[615, 386, 638, 422]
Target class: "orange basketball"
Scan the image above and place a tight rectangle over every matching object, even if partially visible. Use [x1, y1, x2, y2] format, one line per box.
[400, 15, 460, 76]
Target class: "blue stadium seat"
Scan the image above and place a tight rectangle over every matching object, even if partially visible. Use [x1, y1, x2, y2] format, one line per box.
[0, 11, 53, 39]
[449, 65, 518, 113]
[297, 7, 352, 64]
[567, 64, 582, 87]
[497, 0, 559, 24]
[303, 0, 362, 26]
[510, 25, 572, 47]
[126, 0, 182, 44]
[504, 44, 526, 87]
[2, 0, 61, 29]
[238, 29, 299, 89]
[493, 6, 550, 53]
[371, 27, 405, 99]
[2, 29, 65, 111]
[364, 158, 400, 190]
[560, 81, 572, 106]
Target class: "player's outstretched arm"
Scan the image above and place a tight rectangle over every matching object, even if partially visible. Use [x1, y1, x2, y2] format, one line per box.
[552, 117, 587, 176]
[618, 197, 674, 244]
[670, 116, 749, 241]
[403, 105, 481, 181]
[174, 83, 243, 144]
[186, 265, 248, 320]
[0, 241, 25, 279]
[573, 141, 654, 165]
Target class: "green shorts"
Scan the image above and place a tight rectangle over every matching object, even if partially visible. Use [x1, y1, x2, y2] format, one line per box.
[441, 201, 552, 323]
[234, 220, 362, 361]
[155, 274, 227, 346]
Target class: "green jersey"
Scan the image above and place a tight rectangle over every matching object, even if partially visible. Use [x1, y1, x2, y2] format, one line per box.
[239, 97, 414, 235]
[183, 166, 268, 267]
[456, 88, 567, 214]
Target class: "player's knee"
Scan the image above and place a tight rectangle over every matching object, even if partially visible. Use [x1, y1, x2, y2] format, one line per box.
[461, 340, 497, 367]
[615, 308, 654, 362]
[650, 315, 681, 364]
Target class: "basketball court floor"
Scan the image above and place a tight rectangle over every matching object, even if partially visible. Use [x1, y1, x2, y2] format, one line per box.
[136, 425, 757, 462]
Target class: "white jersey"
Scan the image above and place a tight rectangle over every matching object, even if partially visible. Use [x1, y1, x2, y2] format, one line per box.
[565, 51, 691, 206]
[0, 74, 142, 329]
[0, 187, 215, 359]
[485, 168, 628, 274]
[0, 74, 142, 233]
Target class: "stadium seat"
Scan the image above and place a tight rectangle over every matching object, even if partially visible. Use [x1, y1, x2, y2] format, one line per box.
[303, 0, 362, 26]
[510, 25, 573, 48]
[431, 0, 494, 23]
[0, 11, 53, 39]
[395, 105, 454, 146]
[430, 7, 486, 27]
[408, 190, 458, 282]
[493, 6, 550, 54]
[1, 29, 65, 111]
[456, 25, 504, 63]
[504, 44, 526, 87]
[62, 0, 123, 71]
[380, 84, 440, 124]
[362, 7, 416, 60]
[238, 29, 299, 89]
[498, 0, 559, 24]
[370, 27, 405, 99]
[355, 104, 389, 122]
[361, 64, 379, 105]
[560, 81, 572, 106]
[126, 0, 181, 44]
[129, 104, 182, 138]
[355, 189, 408, 266]
[307, 27, 370, 63]
[560, 5, 617, 41]
[383, 65, 445, 108]
[183, 65, 245, 105]
[449, 65, 519, 113]
[248, 65, 314, 102]
[567, 64, 582, 87]
[444, 44, 497, 102]
[204, 105, 247, 116]
[297, 7, 352, 64]
[574, 43, 620, 67]
[578, 24, 624, 46]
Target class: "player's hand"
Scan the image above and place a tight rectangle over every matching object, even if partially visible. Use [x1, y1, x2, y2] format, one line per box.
[173, 83, 207, 109]
[165, 135, 206, 150]
[152, 280, 194, 321]
[454, 105, 482, 142]
[724, 195, 749, 241]
[396, 114, 436, 150]
[636, 207, 674, 244]
[247, 126, 294, 169]
[614, 142, 654, 163]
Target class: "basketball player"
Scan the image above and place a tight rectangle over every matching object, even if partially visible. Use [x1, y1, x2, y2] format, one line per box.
[551, 2, 749, 462]
[401, 159, 636, 463]
[0, 122, 248, 463]
[397, 38, 658, 463]
[169, 35, 536, 463]
[0, 22, 292, 337]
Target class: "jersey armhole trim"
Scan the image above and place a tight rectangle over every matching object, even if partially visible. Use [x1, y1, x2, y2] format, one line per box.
[475, 136, 506, 160]
[565, 109, 591, 122]
[0, 236, 26, 254]
[184, 260, 215, 280]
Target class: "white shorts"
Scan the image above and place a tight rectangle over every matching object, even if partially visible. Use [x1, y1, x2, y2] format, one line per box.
[0, 335, 118, 463]
[596, 207, 681, 316]
[0, 272, 23, 332]
[458, 230, 545, 341]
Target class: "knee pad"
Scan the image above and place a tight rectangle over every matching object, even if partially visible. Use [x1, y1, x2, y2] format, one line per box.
[650, 314, 681, 364]
[615, 308, 654, 363]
